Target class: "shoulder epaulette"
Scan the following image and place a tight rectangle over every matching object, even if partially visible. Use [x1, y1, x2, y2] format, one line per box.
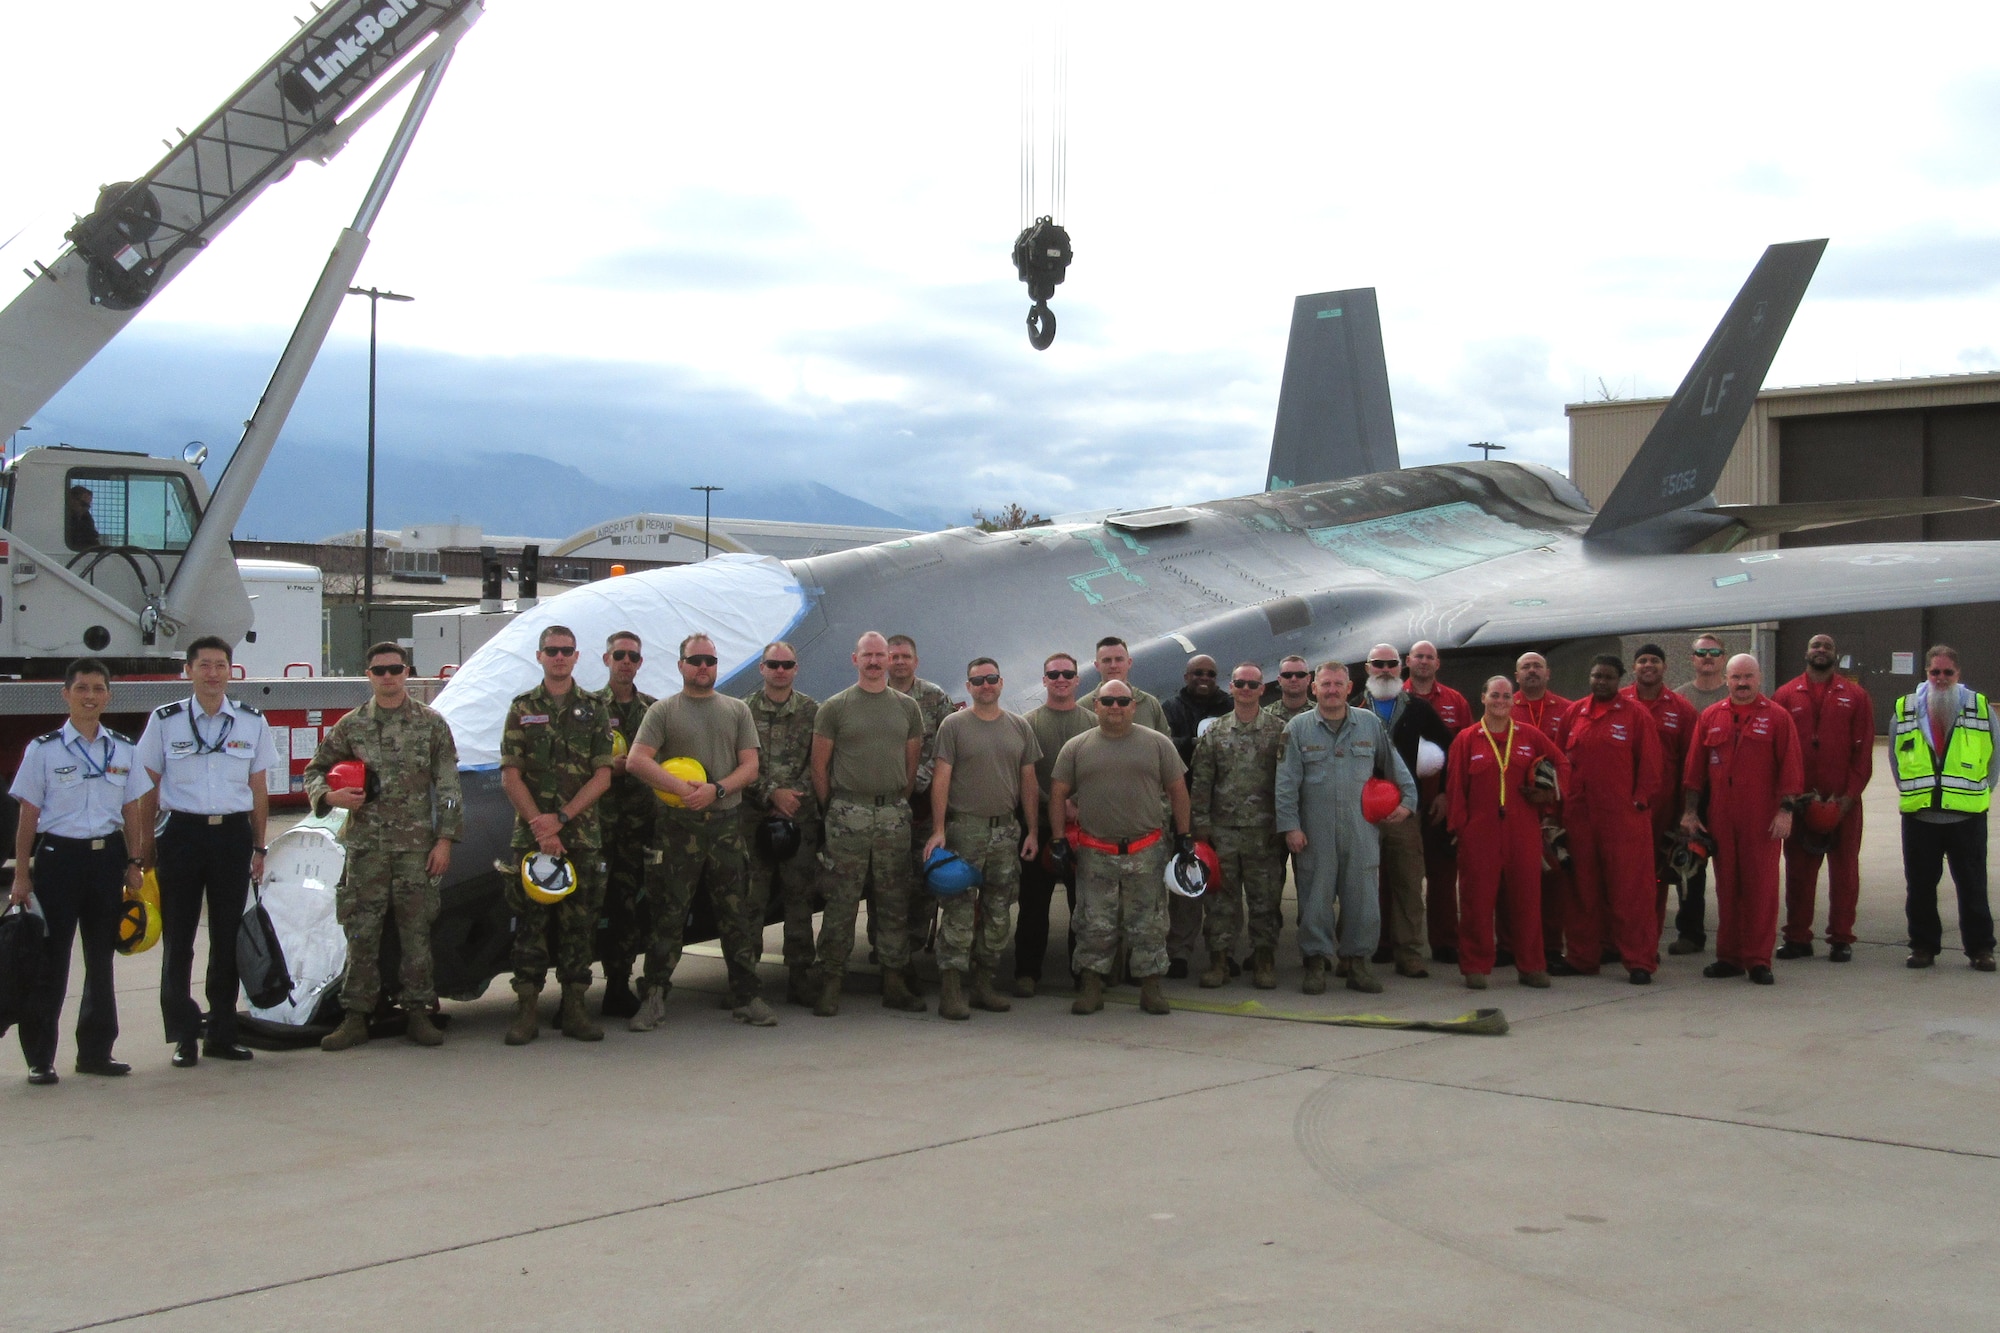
[154, 701, 184, 718]
[234, 701, 263, 717]
[31, 729, 62, 746]
[106, 727, 135, 745]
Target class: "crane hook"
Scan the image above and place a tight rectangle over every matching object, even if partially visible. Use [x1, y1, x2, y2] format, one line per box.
[1011, 216, 1073, 351]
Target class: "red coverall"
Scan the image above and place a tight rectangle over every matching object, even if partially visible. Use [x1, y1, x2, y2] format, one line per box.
[1624, 684, 1700, 932]
[1683, 697, 1804, 972]
[1557, 694, 1666, 973]
[1771, 672, 1875, 947]
[1409, 679, 1472, 957]
[1515, 691, 1572, 960]
[1447, 719, 1567, 977]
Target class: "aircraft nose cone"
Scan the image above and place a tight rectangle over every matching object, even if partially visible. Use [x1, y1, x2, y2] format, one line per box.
[433, 554, 806, 766]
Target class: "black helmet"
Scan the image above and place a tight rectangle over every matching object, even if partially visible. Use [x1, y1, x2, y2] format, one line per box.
[756, 815, 803, 862]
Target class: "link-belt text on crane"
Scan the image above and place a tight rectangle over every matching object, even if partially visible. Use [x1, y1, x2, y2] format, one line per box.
[281, 0, 436, 111]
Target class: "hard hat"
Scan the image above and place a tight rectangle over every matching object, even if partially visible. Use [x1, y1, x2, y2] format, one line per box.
[115, 892, 161, 955]
[756, 815, 803, 862]
[327, 759, 376, 800]
[1191, 839, 1223, 894]
[1529, 757, 1561, 800]
[1666, 828, 1715, 879]
[1414, 738, 1446, 779]
[923, 848, 983, 896]
[1361, 776, 1403, 823]
[519, 853, 577, 904]
[1803, 798, 1844, 835]
[1164, 846, 1211, 898]
[610, 729, 629, 759]
[653, 756, 708, 807]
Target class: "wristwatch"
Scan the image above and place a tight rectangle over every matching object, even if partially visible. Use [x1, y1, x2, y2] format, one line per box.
[556, 810, 571, 826]
[253, 845, 267, 855]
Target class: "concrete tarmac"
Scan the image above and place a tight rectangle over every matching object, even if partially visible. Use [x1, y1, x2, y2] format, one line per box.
[5, 742, 1996, 1331]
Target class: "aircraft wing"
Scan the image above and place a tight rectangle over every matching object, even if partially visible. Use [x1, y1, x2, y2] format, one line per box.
[1436, 541, 2000, 648]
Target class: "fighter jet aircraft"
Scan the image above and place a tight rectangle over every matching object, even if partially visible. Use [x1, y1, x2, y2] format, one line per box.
[247, 238, 2000, 1032]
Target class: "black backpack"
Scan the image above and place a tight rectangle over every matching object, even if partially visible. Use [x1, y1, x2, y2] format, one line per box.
[0, 899, 48, 1037]
[236, 884, 293, 1010]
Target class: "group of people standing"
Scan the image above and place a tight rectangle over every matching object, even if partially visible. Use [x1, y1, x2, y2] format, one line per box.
[9, 624, 1992, 1080]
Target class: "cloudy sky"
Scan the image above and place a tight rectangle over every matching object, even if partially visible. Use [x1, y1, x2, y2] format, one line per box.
[6, 1, 1999, 535]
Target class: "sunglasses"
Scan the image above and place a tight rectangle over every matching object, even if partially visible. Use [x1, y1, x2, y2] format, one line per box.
[541, 646, 576, 657]
[1692, 647, 1724, 657]
[1929, 667, 1958, 677]
[1096, 696, 1134, 707]
[1044, 669, 1078, 680]
[1279, 670, 1310, 680]
[1231, 679, 1261, 689]
[1188, 668, 1217, 678]
[1366, 659, 1400, 669]
[682, 654, 719, 667]
[967, 673, 1001, 686]
[367, 663, 407, 676]
[763, 659, 797, 670]
[609, 650, 642, 663]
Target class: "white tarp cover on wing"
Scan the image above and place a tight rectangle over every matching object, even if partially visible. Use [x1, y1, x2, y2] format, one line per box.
[247, 814, 349, 1027]
[433, 554, 807, 767]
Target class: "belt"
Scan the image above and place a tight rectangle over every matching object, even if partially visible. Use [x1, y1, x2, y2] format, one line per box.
[832, 791, 903, 807]
[1070, 827, 1163, 856]
[165, 811, 250, 826]
[40, 832, 125, 851]
[949, 812, 1017, 829]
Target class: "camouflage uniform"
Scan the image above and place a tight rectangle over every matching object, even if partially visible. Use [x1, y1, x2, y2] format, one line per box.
[642, 804, 757, 1003]
[304, 698, 463, 1011]
[1263, 699, 1316, 724]
[745, 689, 822, 970]
[1073, 843, 1170, 978]
[897, 677, 957, 957]
[937, 813, 1023, 973]
[500, 684, 615, 987]
[594, 687, 658, 982]
[1189, 710, 1289, 952]
[819, 796, 917, 974]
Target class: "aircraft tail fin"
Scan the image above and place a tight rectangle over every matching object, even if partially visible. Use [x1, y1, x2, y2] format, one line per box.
[1265, 288, 1400, 490]
[1584, 239, 1826, 539]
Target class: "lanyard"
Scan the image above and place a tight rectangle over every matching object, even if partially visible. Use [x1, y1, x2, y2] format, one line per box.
[1482, 720, 1516, 808]
[188, 699, 235, 756]
[66, 732, 113, 780]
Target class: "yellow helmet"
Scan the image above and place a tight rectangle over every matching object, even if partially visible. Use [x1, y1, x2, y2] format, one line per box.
[519, 852, 577, 905]
[610, 729, 629, 759]
[654, 756, 708, 807]
[116, 874, 162, 954]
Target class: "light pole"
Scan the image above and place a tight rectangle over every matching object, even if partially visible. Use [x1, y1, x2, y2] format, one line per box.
[690, 485, 723, 560]
[344, 285, 413, 645]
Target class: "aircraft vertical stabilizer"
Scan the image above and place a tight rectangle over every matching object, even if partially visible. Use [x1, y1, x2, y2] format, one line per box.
[1265, 288, 1400, 490]
[1584, 239, 1826, 539]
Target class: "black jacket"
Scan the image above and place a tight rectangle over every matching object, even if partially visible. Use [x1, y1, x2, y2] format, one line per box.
[1162, 686, 1233, 765]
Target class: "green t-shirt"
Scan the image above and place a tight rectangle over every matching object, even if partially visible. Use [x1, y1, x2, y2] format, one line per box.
[1051, 726, 1185, 841]
[1027, 703, 1096, 816]
[935, 708, 1042, 819]
[633, 692, 760, 811]
[815, 683, 925, 797]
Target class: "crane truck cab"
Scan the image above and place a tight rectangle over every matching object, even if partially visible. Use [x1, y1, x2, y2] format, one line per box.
[0, 444, 249, 676]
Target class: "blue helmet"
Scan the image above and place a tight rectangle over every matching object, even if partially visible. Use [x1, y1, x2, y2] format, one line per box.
[923, 848, 984, 896]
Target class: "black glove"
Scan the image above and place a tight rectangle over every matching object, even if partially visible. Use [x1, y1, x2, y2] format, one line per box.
[1049, 837, 1071, 870]
[1175, 833, 1195, 858]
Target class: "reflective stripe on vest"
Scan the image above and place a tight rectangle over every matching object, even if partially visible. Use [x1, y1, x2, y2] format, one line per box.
[1893, 691, 1994, 814]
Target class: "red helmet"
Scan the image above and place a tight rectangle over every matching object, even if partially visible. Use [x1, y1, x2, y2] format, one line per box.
[1193, 839, 1223, 893]
[1803, 799, 1844, 835]
[327, 760, 369, 791]
[1361, 777, 1403, 824]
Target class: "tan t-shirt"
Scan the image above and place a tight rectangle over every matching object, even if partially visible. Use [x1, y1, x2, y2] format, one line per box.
[1027, 703, 1097, 816]
[633, 692, 760, 811]
[935, 708, 1042, 819]
[815, 683, 925, 797]
[1051, 726, 1185, 841]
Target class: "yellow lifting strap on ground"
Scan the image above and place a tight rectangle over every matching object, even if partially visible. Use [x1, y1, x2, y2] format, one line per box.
[1094, 991, 1510, 1035]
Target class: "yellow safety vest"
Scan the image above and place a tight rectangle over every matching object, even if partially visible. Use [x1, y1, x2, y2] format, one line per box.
[1893, 689, 1993, 815]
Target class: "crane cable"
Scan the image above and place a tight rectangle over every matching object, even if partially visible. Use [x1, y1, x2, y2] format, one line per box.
[1012, 24, 1073, 351]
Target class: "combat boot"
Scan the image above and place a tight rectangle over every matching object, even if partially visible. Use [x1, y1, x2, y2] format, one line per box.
[406, 1008, 444, 1047]
[1251, 947, 1276, 990]
[559, 983, 604, 1041]
[504, 981, 540, 1046]
[320, 1011, 370, 1052]
[629, 984, 666, 1032]
[881, 966, 927, 1013]
[1138, 975, 1170, 1015]
[1072, 970, 1105, 1015]
[938, 970, 971, 1021]
[814, 970, 843, 1017]
[1199, 950, 1230, 989]
[1346, 957, 1384, 995]
[600, 972, 641, 1019]
[1302, 956, 1329, 996]
[786, 964, 817, 1007]
[970, 966, 1012, 1012]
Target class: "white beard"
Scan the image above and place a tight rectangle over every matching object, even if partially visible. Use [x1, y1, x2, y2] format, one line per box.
[1364, 675, 1401, 701]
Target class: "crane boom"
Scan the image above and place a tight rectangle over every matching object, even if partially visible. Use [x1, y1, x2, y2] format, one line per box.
[0, 0, 483, 441]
